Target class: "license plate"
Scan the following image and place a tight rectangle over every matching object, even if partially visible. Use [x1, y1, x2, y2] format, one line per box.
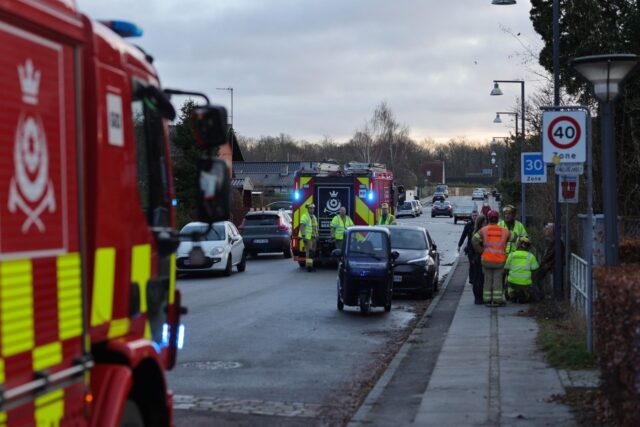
[183, 259, 191, 265]
[393, 275, 402, 283]
[253, 239, 269, 244]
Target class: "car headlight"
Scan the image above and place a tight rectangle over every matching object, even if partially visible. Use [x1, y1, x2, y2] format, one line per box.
[211, 247, 225, 255]
[407, 256, 434, 267]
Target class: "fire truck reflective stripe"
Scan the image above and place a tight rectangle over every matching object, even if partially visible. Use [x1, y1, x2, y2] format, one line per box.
[91, 248, 116, 327]
[33, 342, 62, 371]
[131, 244, 151, 339]
[169, 254, 176, 304]
[300, 177, 311, 187]
[0, 357, 4, 384]
[0, 411, 5, 424]
[108, 318, 130, 339]
[0, 260, 34, 357]
[355, 198, 373, 225]
[57, 253, 82, 339]
[34, 388, 64, 425]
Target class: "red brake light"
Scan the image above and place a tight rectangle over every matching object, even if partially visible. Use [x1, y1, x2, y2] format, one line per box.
[277, 217, 289, 232]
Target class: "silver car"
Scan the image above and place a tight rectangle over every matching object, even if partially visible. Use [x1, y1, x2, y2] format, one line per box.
[397, 201, 418, 217]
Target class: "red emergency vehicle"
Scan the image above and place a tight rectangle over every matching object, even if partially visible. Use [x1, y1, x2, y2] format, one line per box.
[0, 1, 227, 425]
[291, 162, 396, 266]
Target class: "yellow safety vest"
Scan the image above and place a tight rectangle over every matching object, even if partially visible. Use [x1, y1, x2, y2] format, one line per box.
[330, 215, 354, 240]
[505, 250, 539, 286]
[498, 220, 528, 254]
[299, 213, 318, 240]
[377, 214, 395, 225]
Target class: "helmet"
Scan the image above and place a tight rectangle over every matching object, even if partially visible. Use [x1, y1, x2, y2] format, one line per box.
[503, 204, 516, 213]
[381, 203, 389, 209]
[307, 203, 316, 209]
[487, 210, 499, 221]
[519, 236, 531, 249]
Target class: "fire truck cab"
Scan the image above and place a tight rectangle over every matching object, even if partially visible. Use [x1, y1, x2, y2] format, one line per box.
[0, 1, 228, 426]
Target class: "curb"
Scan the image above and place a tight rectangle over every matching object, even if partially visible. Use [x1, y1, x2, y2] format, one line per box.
[348, 254, 463, 426]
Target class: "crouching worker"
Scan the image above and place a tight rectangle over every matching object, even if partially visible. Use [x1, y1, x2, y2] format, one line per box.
[504, 236, 539, 303]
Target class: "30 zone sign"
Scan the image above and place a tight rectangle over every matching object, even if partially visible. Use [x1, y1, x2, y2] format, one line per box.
[542, 111, 587, 163]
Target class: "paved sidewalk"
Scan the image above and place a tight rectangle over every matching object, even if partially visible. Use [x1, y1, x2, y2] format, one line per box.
[413, 283, 575, 426]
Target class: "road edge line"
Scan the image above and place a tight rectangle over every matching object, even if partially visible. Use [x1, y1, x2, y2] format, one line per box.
[347, 253, 463, 426]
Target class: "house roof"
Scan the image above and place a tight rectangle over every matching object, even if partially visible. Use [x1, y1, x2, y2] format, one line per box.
[233, 162, 318, 188]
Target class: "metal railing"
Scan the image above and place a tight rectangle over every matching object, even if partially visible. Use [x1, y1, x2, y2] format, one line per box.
[570, 253, 596, 318]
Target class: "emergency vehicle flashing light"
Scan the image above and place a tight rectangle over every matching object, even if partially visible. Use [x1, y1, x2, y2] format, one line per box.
[293, 190, 301, 201]
[102, 20, 143, 38]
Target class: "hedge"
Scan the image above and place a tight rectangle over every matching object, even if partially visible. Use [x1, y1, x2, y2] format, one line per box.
[594, 264, 640, 426]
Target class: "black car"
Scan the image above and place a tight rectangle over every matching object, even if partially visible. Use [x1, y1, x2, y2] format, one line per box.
[431, 201, 453, 218]
[432, 192, 446, 203]
[239, 211, 292, 258]
[383, 226, 439, 298]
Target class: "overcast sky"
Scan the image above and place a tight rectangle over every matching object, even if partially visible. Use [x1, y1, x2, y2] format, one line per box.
[81, 0, 547, 144]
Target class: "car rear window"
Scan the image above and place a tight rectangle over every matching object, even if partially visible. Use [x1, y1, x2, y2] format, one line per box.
[400, 202, 412, 209]
[180, 223, 226, 241]
[390, 229, 428, 250]
[245, 214, 279, 225]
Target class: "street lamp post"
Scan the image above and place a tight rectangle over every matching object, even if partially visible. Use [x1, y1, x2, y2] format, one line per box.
[491, 80, 527, 226]
[491, 136, 509, 179]
[570, 54, 640, 266]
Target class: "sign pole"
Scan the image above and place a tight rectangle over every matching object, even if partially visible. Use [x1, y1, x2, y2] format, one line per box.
[586, 114, 594, 353]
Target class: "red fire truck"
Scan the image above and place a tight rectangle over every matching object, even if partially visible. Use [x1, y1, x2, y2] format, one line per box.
[0, 1, 229, 425]
[291, 162, 397, 266]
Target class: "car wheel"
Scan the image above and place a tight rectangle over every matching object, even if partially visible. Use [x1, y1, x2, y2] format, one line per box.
[431, 214, 435, 218]
[419, 286, 433, 300]
[250, 251, 258, 258]
[337, 293, 344, 311]
[224, 256, 232, 276]
[237, 251, 247, 272]
[433, 272, 440, 292]
[120, 400, 144, 427]
[283, 244, 293, 259]
[384, 299, 391, 312]
[454, 217, 458, 224]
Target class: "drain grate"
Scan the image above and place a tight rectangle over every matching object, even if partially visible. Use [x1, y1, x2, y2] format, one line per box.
[174, 395, 323, 418]
[179, 361, 243, 371]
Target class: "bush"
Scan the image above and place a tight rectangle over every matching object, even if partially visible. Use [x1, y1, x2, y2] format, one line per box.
[593, 265, 640, 426]
[619, 239, 640, 264]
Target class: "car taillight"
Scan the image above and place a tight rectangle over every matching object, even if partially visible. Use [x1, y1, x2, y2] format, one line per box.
[238, 219, 246, 232]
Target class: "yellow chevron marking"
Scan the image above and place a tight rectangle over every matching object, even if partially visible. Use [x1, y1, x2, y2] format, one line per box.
[169, 254, 176, 304]
[57, 253, 82, 339]
[131, 244, 152, 339]
[91, 248, 116, 327]
[0, 260, 34, 356]
[33, 342, 62, 371]
[108, 318, 131, 339]
[356, 197, 373, 225]
[35, 388, 64, 426]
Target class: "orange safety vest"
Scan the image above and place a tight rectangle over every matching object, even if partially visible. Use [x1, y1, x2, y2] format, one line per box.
[481, 224, 509, 264]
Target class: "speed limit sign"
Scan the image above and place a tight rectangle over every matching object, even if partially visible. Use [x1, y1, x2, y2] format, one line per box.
[542, 111, 587, 163]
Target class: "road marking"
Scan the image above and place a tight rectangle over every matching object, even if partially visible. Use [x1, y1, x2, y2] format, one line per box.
[488, 307, 502, 424]
[173, 395, 324, 418]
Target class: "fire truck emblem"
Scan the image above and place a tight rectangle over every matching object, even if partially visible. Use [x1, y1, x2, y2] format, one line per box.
[324, 190, 342, 214]
[8, 59, 56, 233]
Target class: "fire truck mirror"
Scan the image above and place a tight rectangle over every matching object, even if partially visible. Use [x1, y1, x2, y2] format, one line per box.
[197, 157, 230, 223]
[192, 105, 228, 149]
[137, 84, 176, 120]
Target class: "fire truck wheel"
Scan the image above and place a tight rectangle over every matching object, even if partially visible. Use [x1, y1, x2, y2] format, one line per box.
[237, 251, 247, 272]
[224, 256, 233, 276]
[120, 400, 144, 427]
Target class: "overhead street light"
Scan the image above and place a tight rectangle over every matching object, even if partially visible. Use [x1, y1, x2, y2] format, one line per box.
[571, 53, 640, 266]
[490, 82, 503, 96]
[491, 0, 517, 4]
[493, 113, 502, 123]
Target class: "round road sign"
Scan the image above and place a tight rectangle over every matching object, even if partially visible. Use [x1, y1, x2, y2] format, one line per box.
[547, 115, 581, 149]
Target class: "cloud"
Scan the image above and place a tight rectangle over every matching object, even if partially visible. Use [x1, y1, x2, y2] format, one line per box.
[80, 0, 545, 143]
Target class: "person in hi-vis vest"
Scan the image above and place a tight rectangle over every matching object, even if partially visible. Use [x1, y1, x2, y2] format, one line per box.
[472, 210, 510, 307]
[377, 203, 396, 225]
[330, 206, 354, 249]
[299, 203, 319, 272]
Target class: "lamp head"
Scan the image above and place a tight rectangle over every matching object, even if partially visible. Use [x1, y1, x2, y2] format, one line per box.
[493, 113, 502, 123]
[490, 82, 503, 96]
[491, 0, 516, 4]
[570, 54, 640, 102]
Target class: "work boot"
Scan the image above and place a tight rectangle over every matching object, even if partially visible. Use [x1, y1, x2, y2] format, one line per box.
[307, 265, 313, 272]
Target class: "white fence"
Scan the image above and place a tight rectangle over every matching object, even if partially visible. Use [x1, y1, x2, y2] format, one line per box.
[569, 253, 595, 318]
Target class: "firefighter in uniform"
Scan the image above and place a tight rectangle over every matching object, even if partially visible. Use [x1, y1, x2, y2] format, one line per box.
[473, 210, 510, 306]
[504, 236, 540, 303]
[330, 206, 354, 249]
[300, 203, 319, 272]
[498, 204, 528, 254]
[377, 203, 397, 225]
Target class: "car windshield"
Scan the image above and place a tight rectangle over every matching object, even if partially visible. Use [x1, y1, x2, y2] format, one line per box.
[347, 231, 388, 259]
[400, 202, 413, 209]
[180, 223, 226, 241]
[434, 202, 443, 207]
[389, 229, 427, 250]
[245, 214, 279, 225]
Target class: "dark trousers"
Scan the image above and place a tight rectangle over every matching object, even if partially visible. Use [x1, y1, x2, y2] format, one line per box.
[468, 252, 484, 302]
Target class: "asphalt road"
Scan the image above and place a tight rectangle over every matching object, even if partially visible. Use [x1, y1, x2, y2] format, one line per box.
[169, 196, 476, 426]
